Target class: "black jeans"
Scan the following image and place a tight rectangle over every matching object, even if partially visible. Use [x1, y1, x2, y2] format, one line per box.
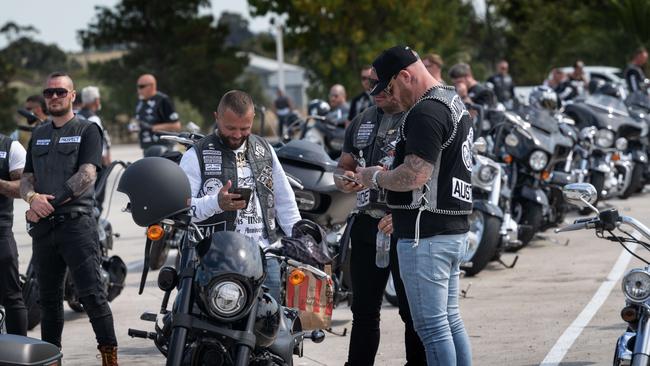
[32, 214, 116, 348]
[0, 227, 27, 335]
[346, 214, 426, 366]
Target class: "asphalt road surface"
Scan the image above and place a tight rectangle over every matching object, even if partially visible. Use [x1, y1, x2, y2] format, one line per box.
[14, 144, 650, 365]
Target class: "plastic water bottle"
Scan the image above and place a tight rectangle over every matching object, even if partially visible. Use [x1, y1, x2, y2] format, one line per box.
[376, 231, 390, 268]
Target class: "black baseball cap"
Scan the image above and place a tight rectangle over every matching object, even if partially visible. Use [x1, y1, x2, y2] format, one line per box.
[370, 45, 419, 95]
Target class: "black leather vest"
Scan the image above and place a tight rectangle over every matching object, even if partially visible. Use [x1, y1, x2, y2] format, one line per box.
[30, 118, 97, 214]
[193, 133, 278, 242]
[0, 135, 14, 227]
[348, 106, 403, 212]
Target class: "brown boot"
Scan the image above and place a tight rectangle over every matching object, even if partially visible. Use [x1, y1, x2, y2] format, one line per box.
[97, 345, 118, 366]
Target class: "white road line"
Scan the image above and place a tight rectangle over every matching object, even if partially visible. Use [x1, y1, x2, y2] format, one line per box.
[540, 245, 636, 366]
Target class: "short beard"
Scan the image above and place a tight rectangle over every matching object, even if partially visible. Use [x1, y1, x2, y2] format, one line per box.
[49, 104, 71, 117]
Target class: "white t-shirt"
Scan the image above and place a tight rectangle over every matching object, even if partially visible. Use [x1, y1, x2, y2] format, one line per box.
[180, 139, 301, 247]
[8, 141, 26, 172]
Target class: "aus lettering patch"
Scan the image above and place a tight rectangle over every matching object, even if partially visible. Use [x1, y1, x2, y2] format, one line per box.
[451, 177, 472, 203]
[59, 136, 81, 144]
[0, 151, 7, 159]
[36, 139, 50, 146]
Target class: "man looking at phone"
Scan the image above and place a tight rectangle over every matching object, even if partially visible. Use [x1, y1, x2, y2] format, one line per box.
[336, 68, 426, 365]
[179, 90, 301, 302]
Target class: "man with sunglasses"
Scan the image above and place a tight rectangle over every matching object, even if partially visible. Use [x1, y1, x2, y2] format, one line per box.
[21, 72, 118, 365]
[356, 46, 473, 366]
[347, 66, 375, 122]
[336, 68, 426, 365]
[134, 73, 181, 152]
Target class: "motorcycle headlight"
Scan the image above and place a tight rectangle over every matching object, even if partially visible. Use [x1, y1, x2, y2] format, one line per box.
[616, 137, 628, 151]
[294, 190, 318, 211]
[595, 129, 614, 148]
[622, 269, 650, 304]
[478, 165, 497, 184]
[209, 281, 247, 318]
[505, 133, 519, 147]
[528, 150, 548, 171]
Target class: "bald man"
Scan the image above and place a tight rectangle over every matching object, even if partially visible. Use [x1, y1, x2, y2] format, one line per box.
[327, 84, 350, 124]
[135, 74, 181, 152]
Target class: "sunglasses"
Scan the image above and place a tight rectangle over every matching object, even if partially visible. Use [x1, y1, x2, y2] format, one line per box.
[43, 88, 71, 99]
[384, 76, 397, 96]
[137, 84, 152, 89]
[361, 76, 371, 81]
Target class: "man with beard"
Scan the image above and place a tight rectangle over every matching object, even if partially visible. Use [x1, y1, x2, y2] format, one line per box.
[356, 46, 473, 366]
[336, 68, 426, 365]
[179, 90, 301, 302]
[21, 72, 118, 365]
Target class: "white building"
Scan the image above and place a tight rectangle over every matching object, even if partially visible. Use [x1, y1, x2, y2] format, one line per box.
[245, 53, 308, 110]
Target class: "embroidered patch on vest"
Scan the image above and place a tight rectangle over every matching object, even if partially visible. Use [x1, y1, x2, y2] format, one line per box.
[451, 177, 472, 203]
[36, 139, 50, 146]
[257, 165, 273, 191]
[355, 121, 374, 146]
[59, 136, 81, 144]
[461, 128, 473, 172]
[255, 143, 265, 158]
[0, 151, 7, 159]
[200, 178, 223, 197]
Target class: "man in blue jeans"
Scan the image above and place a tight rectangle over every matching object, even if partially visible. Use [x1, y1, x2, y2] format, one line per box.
[357, 45, 473, 366]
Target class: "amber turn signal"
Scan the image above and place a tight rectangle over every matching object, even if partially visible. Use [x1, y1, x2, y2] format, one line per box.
[289, 269, 306, 286]
[621, 306, 638, 323]
[541, 170, 551, 181]
[147, 224, 165, 241]
[612, 152, 621, 161]
[503, 155, 513, 164]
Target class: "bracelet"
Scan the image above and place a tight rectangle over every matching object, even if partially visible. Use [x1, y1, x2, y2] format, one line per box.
[371, 170, 382, 189]
[25, 191, 37, 205]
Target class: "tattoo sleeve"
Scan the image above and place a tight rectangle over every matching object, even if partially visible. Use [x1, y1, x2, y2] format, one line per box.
[20, 172, 35, 201]
[65, 163, 97, 197]
[0, 169, 23, 199]
[378, 154, 433, 192]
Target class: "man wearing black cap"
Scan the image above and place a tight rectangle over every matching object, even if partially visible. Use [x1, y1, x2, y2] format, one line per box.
[356, 46, 473, 366]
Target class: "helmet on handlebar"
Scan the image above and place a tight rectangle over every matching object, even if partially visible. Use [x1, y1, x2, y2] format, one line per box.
[529, 85, 560, 111]
[308, 99, 331, 117]
[117, 157, 191, 227]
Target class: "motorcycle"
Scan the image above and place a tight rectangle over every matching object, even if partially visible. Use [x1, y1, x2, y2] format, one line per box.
[556, 182, 650, 366]
[21, 161, 128, 328]
[0, 306, 63, 366]
[118, 157, 324, 366]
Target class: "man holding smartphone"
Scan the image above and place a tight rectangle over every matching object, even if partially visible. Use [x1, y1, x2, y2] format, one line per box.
[336, 68, 426, 365]
[179, 90, 301, 302]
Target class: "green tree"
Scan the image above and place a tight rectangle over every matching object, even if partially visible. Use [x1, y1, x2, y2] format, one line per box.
[248, 0, 478, 98]
[0, 54, 17, 134]
[79, 0, 247, 128]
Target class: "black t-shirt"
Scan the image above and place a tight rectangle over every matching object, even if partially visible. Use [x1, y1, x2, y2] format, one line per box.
[24, 121, 103, 173]
[135, 92, 179, 125]
[390, 100, 469, 239]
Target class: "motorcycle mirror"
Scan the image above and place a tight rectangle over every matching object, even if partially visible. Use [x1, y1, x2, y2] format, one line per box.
[186, 121, 201, 134]
[473, 137, 487, 154]
[562, 183, 599, 214]
[17, 108, 40, 124]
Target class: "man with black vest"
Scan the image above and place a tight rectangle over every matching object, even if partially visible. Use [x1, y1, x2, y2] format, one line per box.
[0, 132, 28, 336]
[357, 46, 473, 366]
[625, 47, 649, 93]
[179, 90, 301, 302]
[134, 74, 181, 153]
[21, 72, 118, 365]
[336, 68, 426, 365]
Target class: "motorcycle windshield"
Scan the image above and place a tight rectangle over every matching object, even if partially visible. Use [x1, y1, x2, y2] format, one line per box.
[518, 107, 560, 134]
[585, 95, 630, 117]
[196, 231, 265, 283]
[275, 139, 337, 171]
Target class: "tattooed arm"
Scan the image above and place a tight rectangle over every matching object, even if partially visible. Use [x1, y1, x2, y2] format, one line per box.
[0, 169, 23, 198]
[20, 172, 35, 201]
[356, 154, 433, 192]
[50, 163, 97, 206]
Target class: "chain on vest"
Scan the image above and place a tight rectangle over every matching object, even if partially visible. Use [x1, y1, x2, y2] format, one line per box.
[30, 118, 97, 215]
[350, 106, 404, 212]
[0, 135, 14, 227]
[194, 133, 278, 242]
[387, 86, 473, 216]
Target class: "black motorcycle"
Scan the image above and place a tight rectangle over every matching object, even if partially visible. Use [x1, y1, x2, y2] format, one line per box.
[118, 157, 324, 366]
[0, 306, 63, 366]
[21, 160, 128, 329]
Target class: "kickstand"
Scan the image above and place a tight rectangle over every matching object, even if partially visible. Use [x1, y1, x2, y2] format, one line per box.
[537, 234, 569, 246]
[498, 255, 518, 269]
[460, 283, 472, 298]
[326, 327, 348, 337]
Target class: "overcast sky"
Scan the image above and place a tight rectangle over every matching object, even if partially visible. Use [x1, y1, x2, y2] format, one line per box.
[0, 0, 274, 52]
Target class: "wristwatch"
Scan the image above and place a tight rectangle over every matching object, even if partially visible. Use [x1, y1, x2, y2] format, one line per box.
[25, 191, 37, 205]
[371, 170, 382, 189]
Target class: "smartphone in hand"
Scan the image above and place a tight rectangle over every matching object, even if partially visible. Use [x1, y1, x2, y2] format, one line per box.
[334, 173, 360, 185]
[231, 187, 253, 206]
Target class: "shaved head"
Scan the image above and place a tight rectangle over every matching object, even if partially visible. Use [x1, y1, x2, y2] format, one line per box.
[47, 72, 74, 90]
[137, 74, 158, 98]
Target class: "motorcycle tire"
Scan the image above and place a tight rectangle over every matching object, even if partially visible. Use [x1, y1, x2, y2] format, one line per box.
[149, 239, 170, 271]
[21, 275, 41, 330]
[580, 171, 605, 215]
[464, 210, 501, 276]
[384, 274, 399, 307]
[511, 200, 543, 250]
[621, 164, 644, 199]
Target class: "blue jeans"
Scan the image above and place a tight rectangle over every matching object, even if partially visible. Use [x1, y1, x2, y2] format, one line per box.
[263, 257, 282, 303]
[397, 233, 472, 366]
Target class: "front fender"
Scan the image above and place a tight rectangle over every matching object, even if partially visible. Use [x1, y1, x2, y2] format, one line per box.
[520, 186, 549, 213]
[473, 200, 503, 219]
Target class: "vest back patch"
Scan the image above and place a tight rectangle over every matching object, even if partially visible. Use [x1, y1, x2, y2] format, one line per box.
[452, 177, 472, 203]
